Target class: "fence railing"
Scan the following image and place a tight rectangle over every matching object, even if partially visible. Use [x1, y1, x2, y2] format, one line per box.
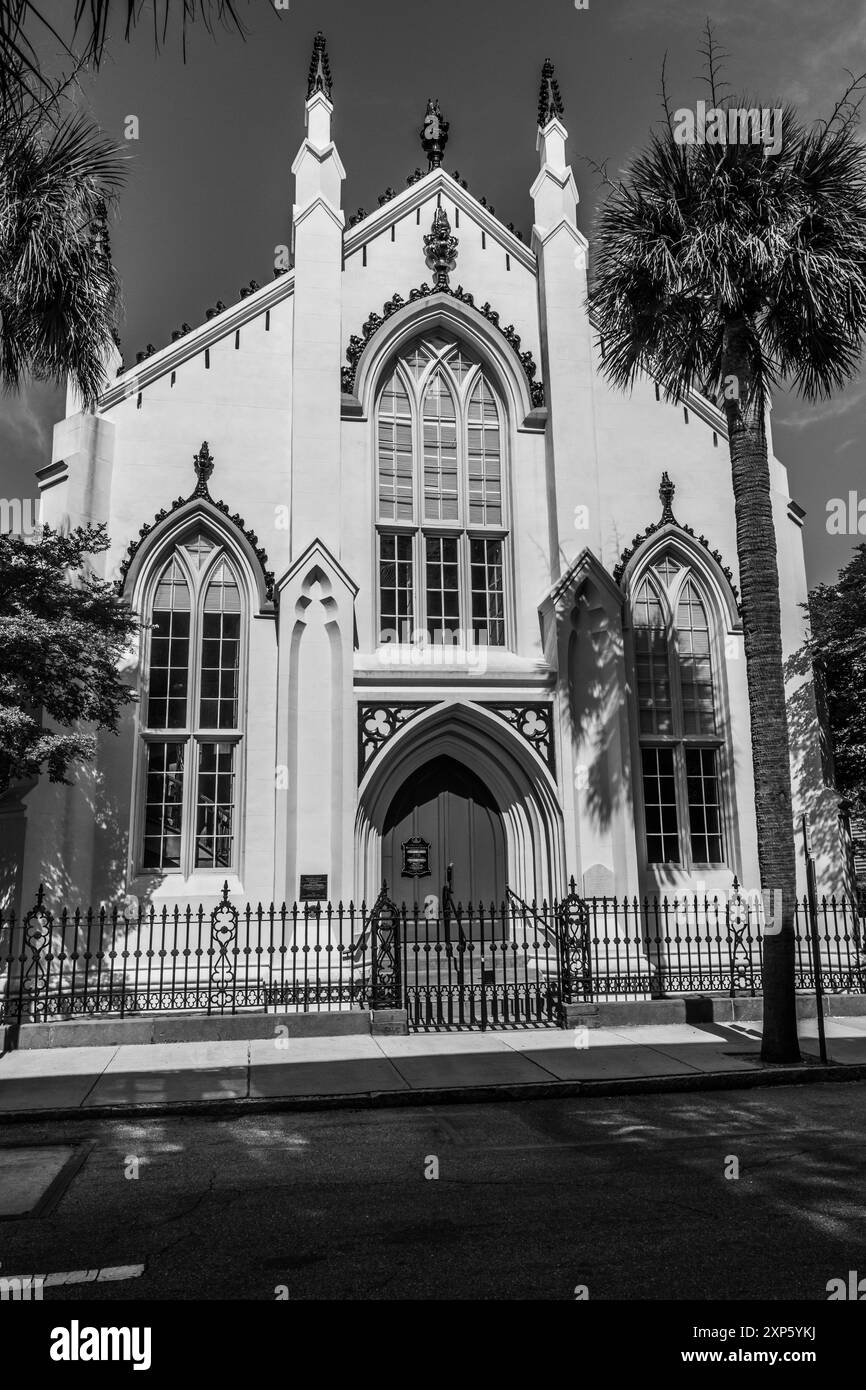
[0, 880, 863, 1030]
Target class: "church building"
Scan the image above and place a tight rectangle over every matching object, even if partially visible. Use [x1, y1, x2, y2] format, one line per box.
[8, 34, 847, 918]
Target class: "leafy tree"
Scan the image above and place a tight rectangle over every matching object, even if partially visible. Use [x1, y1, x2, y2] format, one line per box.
[0, 524, 138, 793]
[806, 545, 866, 820]
[587, 29, 866, 1062]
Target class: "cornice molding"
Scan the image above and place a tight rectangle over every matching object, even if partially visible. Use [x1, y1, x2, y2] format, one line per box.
[99, 271, 295, 411]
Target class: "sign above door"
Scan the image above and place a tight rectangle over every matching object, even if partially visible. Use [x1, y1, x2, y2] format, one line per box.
[401, 836, 431, 878]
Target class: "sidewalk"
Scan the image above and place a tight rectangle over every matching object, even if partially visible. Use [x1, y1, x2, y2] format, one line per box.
[2, 1015, 866, 1121]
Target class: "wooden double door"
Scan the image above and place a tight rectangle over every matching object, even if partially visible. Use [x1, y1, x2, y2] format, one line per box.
[382, 755, 507, 912]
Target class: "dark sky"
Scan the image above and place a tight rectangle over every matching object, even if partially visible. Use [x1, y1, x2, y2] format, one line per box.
[2, 0, 865, 587]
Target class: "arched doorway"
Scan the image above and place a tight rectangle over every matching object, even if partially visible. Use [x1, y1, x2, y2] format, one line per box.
[382, 755, 507, 910]
[356, 701, 566, 907]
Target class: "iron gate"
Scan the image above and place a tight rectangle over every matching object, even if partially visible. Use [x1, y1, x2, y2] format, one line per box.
[397, 887, 592, 1032]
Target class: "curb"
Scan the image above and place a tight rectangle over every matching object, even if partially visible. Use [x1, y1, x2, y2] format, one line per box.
[2, 1058, 865, 1125]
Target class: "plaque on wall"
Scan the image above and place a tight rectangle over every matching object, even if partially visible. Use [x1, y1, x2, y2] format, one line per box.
[401, 837, 431, 878]
[299, 874, 328, 901]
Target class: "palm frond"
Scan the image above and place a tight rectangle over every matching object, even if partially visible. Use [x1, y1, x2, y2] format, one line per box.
[0, 1, 253, 109]
[0, 97, 127, 406]
[589, 75, 866, 413]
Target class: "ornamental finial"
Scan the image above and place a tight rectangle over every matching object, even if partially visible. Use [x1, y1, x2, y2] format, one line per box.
[193, 442, 215, 497]
[423, 206, 458, 291]
[420, 98, 449, 171]
[659, 471, 676, 523]
[537, 58, 564, 128]
[307, 31, 332, 100]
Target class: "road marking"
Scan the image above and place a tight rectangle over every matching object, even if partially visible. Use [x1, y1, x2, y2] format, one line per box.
[42, 1264, 145, 1287]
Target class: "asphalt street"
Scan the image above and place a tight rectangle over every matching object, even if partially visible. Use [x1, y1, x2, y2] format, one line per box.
[2, 1084, 865, 1300]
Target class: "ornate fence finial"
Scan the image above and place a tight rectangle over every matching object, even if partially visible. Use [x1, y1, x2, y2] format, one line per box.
[421, 97, 449, 171]
[538, 58, 564, 128]
[307, 31, 332, 100]
[424, 206, 458, 290]
[193, 442, 215, 498]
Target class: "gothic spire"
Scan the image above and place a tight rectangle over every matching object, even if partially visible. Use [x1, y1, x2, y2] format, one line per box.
[537, 58, 564, 128]
[307, 31, 332, 100]
[420, 98, 449, 171]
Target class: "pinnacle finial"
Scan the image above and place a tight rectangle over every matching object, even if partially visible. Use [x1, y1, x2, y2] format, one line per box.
[423, 206, 458, 291]
[193, 442, 215, 498]
[307, 31, 332, 100]
[538, 58, 564, 128]
[659, 471, 676, 523]
[420, 97, 449, 171]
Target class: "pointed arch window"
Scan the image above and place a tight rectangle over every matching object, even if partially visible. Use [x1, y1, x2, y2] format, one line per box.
[632, 554, 725, 868]
[423, 371, 459, 521]
[139, 530, 245, 874]
[376, 335, 508, 649]
[378, 373, 413, 521]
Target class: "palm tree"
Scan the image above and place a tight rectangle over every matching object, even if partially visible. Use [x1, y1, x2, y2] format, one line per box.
[0, 2, 249, 109]
[0, 82, 126, 409]
[0, 3, 256, 405]
[588, 35, 866, 1062]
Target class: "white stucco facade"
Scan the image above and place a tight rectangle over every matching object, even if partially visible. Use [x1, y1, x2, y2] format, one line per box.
[5, 58, 848, 917]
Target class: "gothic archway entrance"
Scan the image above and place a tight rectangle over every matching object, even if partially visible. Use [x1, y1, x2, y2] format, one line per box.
[355, 701, 566, 908]
[382, 755, 507, 911]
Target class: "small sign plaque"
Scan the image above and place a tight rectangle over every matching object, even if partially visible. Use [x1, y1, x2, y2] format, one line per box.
[299, 874, 328, 901]
[401, 836, 431, 879]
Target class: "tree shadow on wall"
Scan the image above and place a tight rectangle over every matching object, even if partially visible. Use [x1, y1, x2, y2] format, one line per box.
[785, 642, 849, 900]
[552, 585, 639, 895]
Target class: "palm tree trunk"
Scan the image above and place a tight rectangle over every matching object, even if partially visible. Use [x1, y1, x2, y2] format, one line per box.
[723, 324, 800, 1063]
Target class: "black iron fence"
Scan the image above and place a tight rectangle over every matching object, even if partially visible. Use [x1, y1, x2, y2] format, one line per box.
[0, 880, 863, 1032]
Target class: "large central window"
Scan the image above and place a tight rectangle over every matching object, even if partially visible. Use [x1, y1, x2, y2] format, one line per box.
[377, 334, 508, 648]
[632, 552, 727, 870]
[138, 530, 244, 875]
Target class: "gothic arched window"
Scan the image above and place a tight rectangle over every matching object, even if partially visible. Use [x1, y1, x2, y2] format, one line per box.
[631, 554, 725, 868]
[139, 529, 244, 874]
[376, 334, 507, 648]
